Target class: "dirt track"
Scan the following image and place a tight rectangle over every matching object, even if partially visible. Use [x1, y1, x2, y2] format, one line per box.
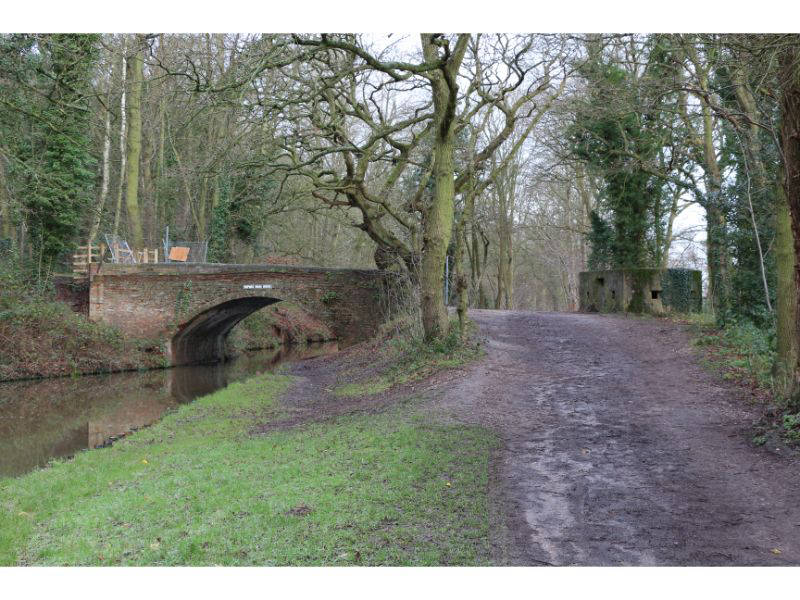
[432, 310, 800, 566]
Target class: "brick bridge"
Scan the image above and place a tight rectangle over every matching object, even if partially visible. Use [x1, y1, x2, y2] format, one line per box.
[88, 263, 395, 365]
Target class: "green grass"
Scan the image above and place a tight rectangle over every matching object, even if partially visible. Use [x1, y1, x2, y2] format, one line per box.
[0, 372, 498, 565]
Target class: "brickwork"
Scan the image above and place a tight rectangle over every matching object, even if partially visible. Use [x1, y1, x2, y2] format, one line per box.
[89, 263, 393, 364]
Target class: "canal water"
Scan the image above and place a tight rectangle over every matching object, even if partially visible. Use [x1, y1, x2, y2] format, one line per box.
[0, 342, 338, 479]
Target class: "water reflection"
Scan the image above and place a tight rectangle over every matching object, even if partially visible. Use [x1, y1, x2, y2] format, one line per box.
[0, 342, 338, 478]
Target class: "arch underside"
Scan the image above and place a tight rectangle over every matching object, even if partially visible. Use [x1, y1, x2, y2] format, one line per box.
[171, 296, 282, 365]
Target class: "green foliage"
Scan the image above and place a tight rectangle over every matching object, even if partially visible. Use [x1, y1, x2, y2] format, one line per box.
[587, 210, 614, 270]
[718, 104, 780, 327]
[320, 291, 338, 304]
[230, 163, 280, 246]
[1, 35, 101, 267]
[781, 412, 800, 442]
[662, 269, 703, 313]
[570, 42, 675, 271]
[207, 176, 232, 263]
[690, 316, 776, 391]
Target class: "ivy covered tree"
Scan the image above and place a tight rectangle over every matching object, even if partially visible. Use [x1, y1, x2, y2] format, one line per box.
[571, 36, 676, 273]
[718, 103, 779, 327]
[1, 34, 100, 270]
[0, 35, 42, 251]
[586, 209, 614, 270]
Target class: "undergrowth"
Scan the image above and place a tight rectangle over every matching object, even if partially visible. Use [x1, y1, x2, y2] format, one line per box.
[225, 302, 334, 356]
[685, 312, 776, 391]
[0, 254, 167, 381]
[334, 318, 484, 397]
[679, 311, 800, 448]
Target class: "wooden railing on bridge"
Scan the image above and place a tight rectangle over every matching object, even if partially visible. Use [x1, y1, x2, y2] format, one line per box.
[72, 244, 102, 275]
[136, 248, 159, 264]
[72, 243, 159, 276]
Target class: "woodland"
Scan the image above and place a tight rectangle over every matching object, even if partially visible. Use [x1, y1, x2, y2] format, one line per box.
[2, 33, 800, 396]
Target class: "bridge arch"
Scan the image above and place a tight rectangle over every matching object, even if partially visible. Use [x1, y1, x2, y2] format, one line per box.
[88, 263, 394, 366]
[171, 296, 283, 365]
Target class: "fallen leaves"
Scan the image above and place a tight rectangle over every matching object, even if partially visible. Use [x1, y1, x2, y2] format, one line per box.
[286, 504, 313, 517]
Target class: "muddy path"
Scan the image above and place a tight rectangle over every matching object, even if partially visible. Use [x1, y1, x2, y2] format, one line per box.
[431, 310, 800, 566]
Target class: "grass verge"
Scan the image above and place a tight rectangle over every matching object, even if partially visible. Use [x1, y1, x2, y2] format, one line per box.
[334, 318, 484, 397]
[0, 371, 498, 565]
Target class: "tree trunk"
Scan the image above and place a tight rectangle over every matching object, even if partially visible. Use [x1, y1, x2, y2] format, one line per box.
[495, 223, 513, 309]
[779, 41, 800, 402]
[112, 41, 127, 238]
[470, 224, 491, 308]
[0, 154, 12, 240]
[454, 224, 469, 336]
[417, 33, 468, 341]
[88, 82, 113, 247]
[493, 171, 515, 310]
[705, 200, 728, 316]
[124, 35, 144, 249]
[702, 144, 729, 318]
[683, 40, 730, 318]
[454, 187, 476, 336]
[735, 61, 795, 391]
[660, 187, 681, 269]
[142, 129, 154, 244]
[733, 69, 773, 313]
[775, 175, 797, 395]
[420, 123, 456, 339]
[155, 34, 167, 233]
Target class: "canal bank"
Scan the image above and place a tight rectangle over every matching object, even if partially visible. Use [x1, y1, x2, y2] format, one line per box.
[0, 343, 338, 478]
[0, 333, 497, 566]
[0, 292, 335, 383]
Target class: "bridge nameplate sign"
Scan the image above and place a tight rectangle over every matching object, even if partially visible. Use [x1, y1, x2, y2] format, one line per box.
[243, 284, 273, 289]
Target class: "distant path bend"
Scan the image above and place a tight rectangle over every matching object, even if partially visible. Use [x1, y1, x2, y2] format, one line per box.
[433, 309, 800, 566]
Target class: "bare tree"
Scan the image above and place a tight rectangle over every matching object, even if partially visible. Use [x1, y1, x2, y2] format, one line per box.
[258, 34, 569, 339]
